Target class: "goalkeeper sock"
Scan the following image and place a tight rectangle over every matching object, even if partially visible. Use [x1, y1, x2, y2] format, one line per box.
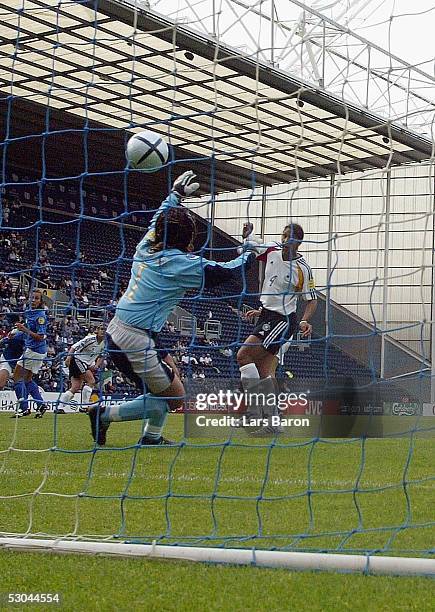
[102, 393, 168, 435]
[14, 381, 28, 412]
[26, 380, 44, 405]
[82, 385, 93, 408]
[58, 389, 74, 407]
[142, 399, 168, 440]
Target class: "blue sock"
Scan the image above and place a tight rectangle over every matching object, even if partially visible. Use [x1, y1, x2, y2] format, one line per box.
[14, 381, 28, 412]
[102, 394, 168, 440]
[26, 380, 44, 405]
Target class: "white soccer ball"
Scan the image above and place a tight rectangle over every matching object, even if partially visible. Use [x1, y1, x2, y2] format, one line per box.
[126, 130, 169, 171]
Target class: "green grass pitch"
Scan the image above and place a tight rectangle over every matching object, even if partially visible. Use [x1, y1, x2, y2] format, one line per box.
[0, 413, 433, 610]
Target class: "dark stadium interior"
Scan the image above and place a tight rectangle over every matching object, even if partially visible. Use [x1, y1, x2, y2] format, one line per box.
[0, 97, 268, 198]
[0, 164, 401, 401]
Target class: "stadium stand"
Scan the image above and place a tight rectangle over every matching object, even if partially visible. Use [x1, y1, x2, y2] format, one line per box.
[0, 171, 412, 401]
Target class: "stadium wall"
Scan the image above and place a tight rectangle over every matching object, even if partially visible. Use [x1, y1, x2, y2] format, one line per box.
[192, 163, 434, 358]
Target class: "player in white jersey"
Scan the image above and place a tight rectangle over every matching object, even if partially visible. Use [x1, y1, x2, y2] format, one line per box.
[57, 325, 105, 411]
[237, 223, 317, 432]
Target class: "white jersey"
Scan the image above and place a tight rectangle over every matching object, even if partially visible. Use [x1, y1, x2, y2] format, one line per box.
[257, 247, 316, 315]
[70, 334, 104, 367]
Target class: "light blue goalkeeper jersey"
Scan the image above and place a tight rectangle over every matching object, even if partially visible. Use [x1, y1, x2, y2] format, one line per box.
[116, 192, 252, 332]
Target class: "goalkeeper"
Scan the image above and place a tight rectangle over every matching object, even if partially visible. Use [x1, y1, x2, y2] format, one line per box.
[88, 171, 254, 446]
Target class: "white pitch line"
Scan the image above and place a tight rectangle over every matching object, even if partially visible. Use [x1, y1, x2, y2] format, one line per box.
[0, 467, 433, 490]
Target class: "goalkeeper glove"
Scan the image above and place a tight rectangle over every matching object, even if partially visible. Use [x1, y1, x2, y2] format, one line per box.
[172, 170, 200, 200]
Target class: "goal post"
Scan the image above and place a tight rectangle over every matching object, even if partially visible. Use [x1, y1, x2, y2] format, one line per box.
[0, 538, 434, 577]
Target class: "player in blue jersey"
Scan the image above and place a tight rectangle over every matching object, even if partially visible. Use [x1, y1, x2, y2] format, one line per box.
[0, 329, 25, 390]
[88, 171, 254, 445]
[1, 325, 49, 417]
[13, 289, 49, 418]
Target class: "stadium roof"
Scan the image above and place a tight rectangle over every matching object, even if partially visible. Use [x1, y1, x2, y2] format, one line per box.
[0, 0, 433, 192]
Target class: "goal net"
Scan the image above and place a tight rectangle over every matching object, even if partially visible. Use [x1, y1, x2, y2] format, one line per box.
[0, 0, 434, 575]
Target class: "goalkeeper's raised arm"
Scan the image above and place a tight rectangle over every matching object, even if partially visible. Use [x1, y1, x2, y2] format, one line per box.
[135, 170, 201, 252]
[116, 171, 254, 334]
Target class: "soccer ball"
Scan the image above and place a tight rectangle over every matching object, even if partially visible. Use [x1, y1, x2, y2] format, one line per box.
[126, 130, 169, 171]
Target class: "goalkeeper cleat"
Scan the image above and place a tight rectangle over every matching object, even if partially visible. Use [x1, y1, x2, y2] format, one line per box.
[88, 405, 110, 446]
[138, 435, 176, 446]
[34, 403, 48, 419]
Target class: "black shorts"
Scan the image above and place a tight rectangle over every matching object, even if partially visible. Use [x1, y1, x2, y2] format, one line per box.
[252, 308, 298, 355]
[69, 356, 89, 378]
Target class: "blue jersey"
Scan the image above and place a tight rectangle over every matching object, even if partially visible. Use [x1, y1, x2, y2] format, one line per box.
[0, 332, 25, 369]
[116, 193, 252, 332]
[24, 308, 48, 354]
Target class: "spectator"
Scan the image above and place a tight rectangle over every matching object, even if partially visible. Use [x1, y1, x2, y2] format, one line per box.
[0, 313, 10, 333]
[8, 249, 20, 262]
[90, 278, 99, 292]
[2, 204, 10, 224]
[220, 347, 233, 358]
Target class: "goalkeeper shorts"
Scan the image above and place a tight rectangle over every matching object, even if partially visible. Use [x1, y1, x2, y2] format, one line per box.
[106, 316, 174, 394]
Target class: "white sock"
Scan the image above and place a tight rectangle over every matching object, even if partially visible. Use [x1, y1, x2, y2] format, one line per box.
[239, 363, 260, 390]
[82, 385, 93, 407]
[59, 390, 74, 406]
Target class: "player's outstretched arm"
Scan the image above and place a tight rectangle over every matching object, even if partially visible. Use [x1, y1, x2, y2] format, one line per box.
[137, 171, 200, 251]
[179, 247, 255, 291]
[202, 250, 255, 289]
[237, 223, 276, 257]
[186, 222, 259, 290]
